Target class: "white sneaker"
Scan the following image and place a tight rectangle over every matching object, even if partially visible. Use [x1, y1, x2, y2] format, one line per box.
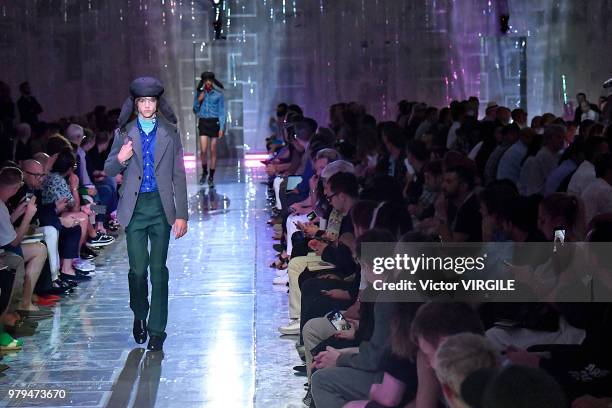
[73, 259, 95, 272]
[278, 319, 300, 335]
[273, 273, 289, 285]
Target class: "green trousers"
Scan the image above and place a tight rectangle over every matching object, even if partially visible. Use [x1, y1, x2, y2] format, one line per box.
[125, 191, 171, 338]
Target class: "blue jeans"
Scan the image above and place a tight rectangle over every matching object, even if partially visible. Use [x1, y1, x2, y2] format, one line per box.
[95, 176, 118, 223]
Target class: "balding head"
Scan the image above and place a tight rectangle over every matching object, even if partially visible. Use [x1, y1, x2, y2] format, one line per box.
[22, 159, 45, 190]
[23, 159, 42, 172]
[32, 152, 51, 172]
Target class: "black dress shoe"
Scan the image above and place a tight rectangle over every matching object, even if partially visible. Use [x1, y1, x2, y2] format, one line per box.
[61, 272, 91, 281]
[58, 275, 78, 288]
[133, 320, 147, 344]
[146, 334, 166, 351]
[80, 246, 99, 260]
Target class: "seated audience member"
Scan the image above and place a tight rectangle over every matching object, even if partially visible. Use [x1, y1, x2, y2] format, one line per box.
[287, 172, 360, 336]
[433, 162, 482, 242]
[310, 271, 396, 407]
[481, 365, 567, 408]
[483, 123, 519, 185]
[408, 159, 443, 221]
[581, 153, 612, 225]
[507, 193, 586, 302]
[518, 124, 565, 196]
[567, 136, 608, 196]
[496, 127, 535, 185]
[434, 333, 500, 408]
[41, 148, 94, 283]
[375, 122, 407, 185]
[542, 141, 582, 196]
[12, 159, 85, 289]
[0, 167, 47, 313]
[278, 148, 339, 261]
[479, 180, 519, 242]
[302, 228, 394, 406]
[403, 140, 429, 204]
[279, 162, 355, 334]
[285, 118, 321, 207]
[407, 302, 485, 408]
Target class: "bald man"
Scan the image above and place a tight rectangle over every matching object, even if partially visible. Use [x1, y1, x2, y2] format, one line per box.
[8, 160, 83, 292]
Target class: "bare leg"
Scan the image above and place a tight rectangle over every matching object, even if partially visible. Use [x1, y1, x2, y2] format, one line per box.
[60, 258, 77, 276]
[20, 243, 47, 311]
[200, 135, 209, 169]
[210, 137, 218, 171]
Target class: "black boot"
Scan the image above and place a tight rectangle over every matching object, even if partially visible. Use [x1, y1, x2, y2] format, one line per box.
[147, 333, 166, 351]
[133, 319, 147, 344]
[199, 165, 208, 184]
[208, 168, 215, 188]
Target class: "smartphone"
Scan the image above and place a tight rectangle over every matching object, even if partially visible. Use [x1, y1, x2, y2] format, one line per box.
[327, 311, 350, 331]
[21, 192, 34, 203]
[306, 211, 317, 222]
[553, 227, 565, 253]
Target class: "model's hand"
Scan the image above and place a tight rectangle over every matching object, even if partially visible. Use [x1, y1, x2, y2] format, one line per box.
[218, 130, 224, 138]
[198, 91, 204, 103]
[118, 140, 134, 163]
[172, 218, 188, 239]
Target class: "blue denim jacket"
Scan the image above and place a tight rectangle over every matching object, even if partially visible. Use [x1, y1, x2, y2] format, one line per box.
[193, 88, 226, 131]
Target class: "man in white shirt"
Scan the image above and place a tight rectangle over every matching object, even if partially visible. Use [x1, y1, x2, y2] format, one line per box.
[567, 136, 609, 196]
[0, 167, 48, 314]
[582, 153, 612, 225]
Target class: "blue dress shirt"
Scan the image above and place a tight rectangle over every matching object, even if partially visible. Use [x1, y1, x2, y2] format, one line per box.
[138, 116, 159, 193]
[193, 88, 226, 131]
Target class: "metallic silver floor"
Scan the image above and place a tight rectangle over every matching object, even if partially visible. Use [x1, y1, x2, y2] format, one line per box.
[0, 163, 305, 407]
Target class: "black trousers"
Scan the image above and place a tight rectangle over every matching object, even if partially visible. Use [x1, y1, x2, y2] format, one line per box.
[299, 275, 355, 343]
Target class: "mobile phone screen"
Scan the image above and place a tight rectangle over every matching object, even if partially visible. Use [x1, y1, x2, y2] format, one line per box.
[307, 211, 317, 221]
[327, 311, 350, 331]
[553, 228, 565, 253]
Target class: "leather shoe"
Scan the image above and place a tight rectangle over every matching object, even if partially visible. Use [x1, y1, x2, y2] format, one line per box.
[147, 333, 166, 351]
[133, 319, 147, 344]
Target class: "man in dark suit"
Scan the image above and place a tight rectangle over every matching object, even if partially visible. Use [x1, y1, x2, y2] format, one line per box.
[105, 77, 188, 352]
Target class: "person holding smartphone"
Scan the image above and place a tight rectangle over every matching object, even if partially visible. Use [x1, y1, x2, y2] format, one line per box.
[106, 76, 188, 352]
[193, 71, 226, 187]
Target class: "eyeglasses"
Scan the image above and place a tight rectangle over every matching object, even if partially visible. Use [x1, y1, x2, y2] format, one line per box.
[24, 171, 46, 179]
[325, 192, 338, 201]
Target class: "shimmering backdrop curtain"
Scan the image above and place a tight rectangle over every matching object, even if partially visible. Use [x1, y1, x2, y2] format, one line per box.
[1, 0, 610, 155]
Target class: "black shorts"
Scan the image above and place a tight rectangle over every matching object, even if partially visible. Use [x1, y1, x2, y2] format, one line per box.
[198, 118, 220, 137]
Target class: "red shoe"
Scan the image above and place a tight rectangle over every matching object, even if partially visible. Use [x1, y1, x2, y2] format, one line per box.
[38, 294, 61, 301]
[35, 298, 58, 307]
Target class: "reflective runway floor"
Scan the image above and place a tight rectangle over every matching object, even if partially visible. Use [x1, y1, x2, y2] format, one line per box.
[0, 162, 305, 407]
